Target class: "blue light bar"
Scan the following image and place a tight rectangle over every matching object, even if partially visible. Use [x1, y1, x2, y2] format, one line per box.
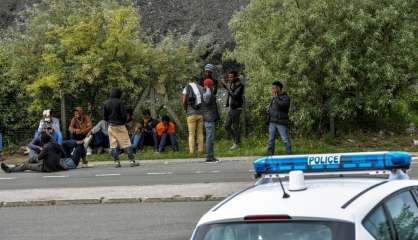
[254, 151, 412, 174]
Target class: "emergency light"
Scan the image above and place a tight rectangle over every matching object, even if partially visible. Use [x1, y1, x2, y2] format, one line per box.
[254, 151, 412, 175]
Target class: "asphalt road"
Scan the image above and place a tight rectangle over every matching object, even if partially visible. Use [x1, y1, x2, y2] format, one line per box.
[0, 159, 417, 190]
[0, 202, 216, 240]
[0, 160, 255, 190]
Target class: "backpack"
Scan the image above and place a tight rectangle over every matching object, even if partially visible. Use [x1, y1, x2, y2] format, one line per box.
[186, 84, 202, 110]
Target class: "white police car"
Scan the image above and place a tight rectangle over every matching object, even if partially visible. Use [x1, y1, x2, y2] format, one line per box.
[191, 151, 418, 240]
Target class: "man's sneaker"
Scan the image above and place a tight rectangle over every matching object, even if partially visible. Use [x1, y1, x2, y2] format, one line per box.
[129, 160, 140, 167]
[86, 147, 93, 156]
[81, 163, 89, 168]
[230, 143, 240, 150]
[115, 161, 121, 168]
[1, 163, 11, 173]
[205, 158, 220, 163]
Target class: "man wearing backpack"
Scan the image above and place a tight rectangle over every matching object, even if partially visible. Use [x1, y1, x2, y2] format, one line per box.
[182, 76, 204, 156]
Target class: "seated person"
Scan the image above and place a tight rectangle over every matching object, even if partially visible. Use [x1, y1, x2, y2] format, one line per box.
[35, 109, 63, 144]
[28, 126, 59, 163]
[1, 132, 65, 173]
[67, 107, 92, 167]
[132, 109, 158, 152]
[156, 116, 179, 152]
[88, 120, 110, 153]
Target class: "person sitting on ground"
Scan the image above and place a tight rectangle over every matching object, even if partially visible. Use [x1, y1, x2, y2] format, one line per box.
[66, 107, 92, 167]
[1, 132, 65, 173]
[133, 109, 158, 152]
[36, 109, 63, 145]
[27, 126, 56, 163]
[156, 115, 178, 153]
[87, 120, 110, 154]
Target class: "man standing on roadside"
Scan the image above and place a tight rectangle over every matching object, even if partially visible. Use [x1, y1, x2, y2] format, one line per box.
[104, 88, 138, 168]
[182, 76, 204, 156]
[221, 70, 245, 150]
[202, 78, 220, 163]
[267, 81, 292, 156]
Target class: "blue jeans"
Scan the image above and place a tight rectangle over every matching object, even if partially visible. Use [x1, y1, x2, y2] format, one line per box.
[205, 121, 216, 160]
[158, 133, 178, 152]
[111, 147, 134, 161]
[93, 132, 110, 148]
[133, 130, 158, 151]
[62, 140, 86, 167]
[34, 131, 63, 145]
[267, 123, 292, 155]
[0, 132, 3, 153]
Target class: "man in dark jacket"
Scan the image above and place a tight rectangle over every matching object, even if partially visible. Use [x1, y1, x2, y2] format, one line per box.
[1, 132, 65, 173]
[104, 88, 138, 168]
[202, 79, 220, 163]
[132, 109, 158, 152]
[267, 81, 292, 155]
[221, 70, 245, 150]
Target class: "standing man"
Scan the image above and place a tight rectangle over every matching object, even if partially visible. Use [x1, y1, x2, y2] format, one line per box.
[267, 81, 292, 155]
[104, 88, 138, 168]
[200, 64, 218, 95]
[221, 70, 245, 150]
[182, 76, 204, 156]
[202, 79, 220, 163]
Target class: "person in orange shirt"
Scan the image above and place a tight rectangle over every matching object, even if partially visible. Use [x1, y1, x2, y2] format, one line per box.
[156, 116, 178, 153]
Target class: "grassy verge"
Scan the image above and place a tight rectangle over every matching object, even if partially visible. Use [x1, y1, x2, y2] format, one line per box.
[3, 133, 416, 164]
[86, 133, 417, 162]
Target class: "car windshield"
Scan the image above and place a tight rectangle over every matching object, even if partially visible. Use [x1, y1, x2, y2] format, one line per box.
[193, 221, 355, 240]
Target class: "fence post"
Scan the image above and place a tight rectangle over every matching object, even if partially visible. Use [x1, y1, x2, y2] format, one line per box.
[60, 90, 67, 139]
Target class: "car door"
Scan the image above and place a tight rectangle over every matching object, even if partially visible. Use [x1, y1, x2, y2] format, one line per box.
[363, 187, 418, 240]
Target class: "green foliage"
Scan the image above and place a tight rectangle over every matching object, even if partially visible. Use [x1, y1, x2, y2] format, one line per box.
[0, 0, 206, 145]
[227, 0, 418, 134]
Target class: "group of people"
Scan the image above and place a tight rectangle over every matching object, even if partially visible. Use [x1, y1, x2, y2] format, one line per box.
[0, 63, 293, 172]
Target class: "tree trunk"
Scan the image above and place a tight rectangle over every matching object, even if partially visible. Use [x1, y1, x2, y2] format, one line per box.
[160, 94, 184, 133]
[60, 90, 67, 139]
[329, 114, 336, 139]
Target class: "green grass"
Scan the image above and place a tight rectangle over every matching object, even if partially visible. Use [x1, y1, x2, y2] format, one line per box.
[4, 133, 416, 165]
[86, 133, 418, 162]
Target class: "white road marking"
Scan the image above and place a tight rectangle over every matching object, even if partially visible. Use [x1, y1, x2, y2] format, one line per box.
[195, 171, 204, 174]
[147, 172, 173, 175]
[211, 170, 220, 173]
[0, 177, 16, 180]
[95, 173, 121, 177]
[43, 175, 69, 178]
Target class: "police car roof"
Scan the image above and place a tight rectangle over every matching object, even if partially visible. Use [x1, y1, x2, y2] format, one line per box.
[198, 178, 418, 225]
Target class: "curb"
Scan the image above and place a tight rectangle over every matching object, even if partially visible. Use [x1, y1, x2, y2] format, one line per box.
[0, 196, 226, 208]
[88, 156, 260, 167]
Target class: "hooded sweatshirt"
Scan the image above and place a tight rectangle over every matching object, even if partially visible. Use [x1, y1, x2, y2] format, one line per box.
[103, 88, 128, 126]
[69, 107, 93, 141]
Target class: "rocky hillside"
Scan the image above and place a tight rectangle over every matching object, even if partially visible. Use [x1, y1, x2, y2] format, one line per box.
[1, 0, 249, 62]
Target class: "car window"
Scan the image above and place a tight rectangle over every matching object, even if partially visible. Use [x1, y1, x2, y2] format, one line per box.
[363, 206, 392, 240]
[194, 221, 355, 240]
[385, 191, 418, 240]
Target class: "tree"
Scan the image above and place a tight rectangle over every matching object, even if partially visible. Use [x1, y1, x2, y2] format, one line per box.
[226, 0, 418, 134]
[0, 0, 207, 144]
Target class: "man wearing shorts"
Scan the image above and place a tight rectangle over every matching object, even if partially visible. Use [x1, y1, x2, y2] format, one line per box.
[104, 88, 138, 168]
